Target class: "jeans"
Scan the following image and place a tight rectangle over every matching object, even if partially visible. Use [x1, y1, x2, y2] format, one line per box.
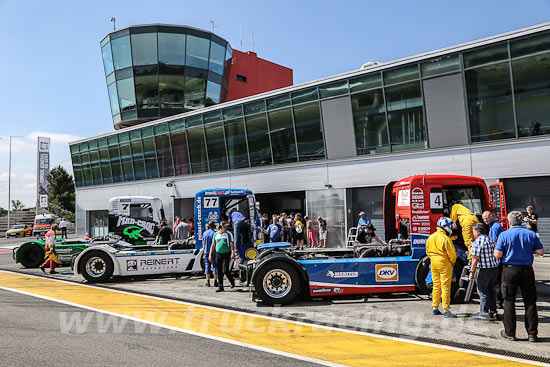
[61, 227, 67, 239]
[476, 267, 498, 315]
[501, 265, 538, 336]
[215, 252, 234, 290]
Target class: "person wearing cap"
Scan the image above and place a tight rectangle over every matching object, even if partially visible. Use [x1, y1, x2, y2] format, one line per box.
[357, 211, 371, 232]
[202, 221, 218, 287]
[355, 224, 385, 245]
[209, 222, 235, 292]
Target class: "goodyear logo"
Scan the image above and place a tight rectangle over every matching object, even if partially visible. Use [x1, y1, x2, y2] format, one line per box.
[375, 264, 399, 282]
[312, 288, 333, 294]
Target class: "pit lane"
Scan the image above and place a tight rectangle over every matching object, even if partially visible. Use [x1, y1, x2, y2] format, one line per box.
[1, 237, 549, 363]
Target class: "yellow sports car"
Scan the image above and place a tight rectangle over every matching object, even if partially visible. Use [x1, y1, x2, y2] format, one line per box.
[5, 224, 33, 238]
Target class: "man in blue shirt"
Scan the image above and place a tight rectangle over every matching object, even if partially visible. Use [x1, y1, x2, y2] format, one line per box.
[356, 211, 371, 231]
[495, 211, 544, 342]
[268, 218, 282, 242]
[482, 211, 505, 309]
[202, 221, 217, 287]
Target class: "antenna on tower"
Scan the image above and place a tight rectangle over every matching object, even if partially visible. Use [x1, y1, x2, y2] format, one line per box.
[250, 26, 255, 52]
[110, 17, 116, 31]
[209, 19, 218, 32]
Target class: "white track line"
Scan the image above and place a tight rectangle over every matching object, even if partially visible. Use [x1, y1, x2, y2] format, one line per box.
[0, 269, 547, 367]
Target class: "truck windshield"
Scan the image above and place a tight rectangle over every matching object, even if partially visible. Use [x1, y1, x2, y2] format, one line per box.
[35, 219, 52, 225]
[130, 203, 153, 220]
[444, 186, 484, 215]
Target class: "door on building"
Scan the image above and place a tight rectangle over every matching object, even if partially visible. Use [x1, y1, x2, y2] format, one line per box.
[348, 186, 385, 239]
[174, 198, 195, 223]
[503, 177, 550, 251]
[255, 191, 305, 216]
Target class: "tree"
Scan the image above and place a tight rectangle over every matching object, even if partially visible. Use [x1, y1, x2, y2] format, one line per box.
[11, 200, 25, 211]
[49, 165, 75, 214]
[0, 207, 7, 217]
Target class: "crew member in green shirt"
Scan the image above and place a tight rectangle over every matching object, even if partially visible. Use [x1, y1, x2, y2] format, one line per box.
[209, 222, 235, 292]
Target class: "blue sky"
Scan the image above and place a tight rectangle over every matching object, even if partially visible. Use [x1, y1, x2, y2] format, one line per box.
[1, 0, 549, 208]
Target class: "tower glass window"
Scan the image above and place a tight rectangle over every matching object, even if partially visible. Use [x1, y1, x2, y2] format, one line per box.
[158, 33, 186, 65]
[186, 35, 210, 69]
[102, 42, 114, 76]
[111, 35, 132, 71]
[268, 108, 297, 164]
[131, 33, 158, 66]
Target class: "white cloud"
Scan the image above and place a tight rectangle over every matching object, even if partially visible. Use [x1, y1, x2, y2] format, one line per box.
[27, 131, 83, 145]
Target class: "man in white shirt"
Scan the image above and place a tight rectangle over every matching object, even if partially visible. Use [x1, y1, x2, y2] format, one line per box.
[59, 218, 68, 239]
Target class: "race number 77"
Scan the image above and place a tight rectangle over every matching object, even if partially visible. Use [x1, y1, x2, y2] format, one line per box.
[204, 197, 219, 208]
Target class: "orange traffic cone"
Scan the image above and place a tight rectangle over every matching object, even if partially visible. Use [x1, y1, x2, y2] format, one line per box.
[85, 231, 89, 240]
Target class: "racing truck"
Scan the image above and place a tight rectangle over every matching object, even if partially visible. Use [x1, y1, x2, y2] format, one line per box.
[72, 189, 262, 282]
[246, 175, 507, 305]
[32, 214, 54, 237]
[13, 196, 164, 270]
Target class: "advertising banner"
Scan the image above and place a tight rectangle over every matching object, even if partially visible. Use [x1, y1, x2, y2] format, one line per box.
[37, 137, 50, 208]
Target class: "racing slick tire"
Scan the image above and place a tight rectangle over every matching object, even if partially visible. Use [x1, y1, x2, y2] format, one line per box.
[19, 243, 45, 268]
[254, 261, 301, 306]
[79, 251, 114, 283]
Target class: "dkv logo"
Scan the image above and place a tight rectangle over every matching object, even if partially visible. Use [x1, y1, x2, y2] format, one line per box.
[375, 264, 399, 282]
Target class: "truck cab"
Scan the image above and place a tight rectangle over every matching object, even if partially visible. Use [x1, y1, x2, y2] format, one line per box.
[194, 189, 261, 259]
[108, 196, 165, 245]
[383, 175, 502, 257]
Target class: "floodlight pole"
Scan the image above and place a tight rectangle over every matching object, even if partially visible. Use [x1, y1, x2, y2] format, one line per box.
[7, 136, 12, 229]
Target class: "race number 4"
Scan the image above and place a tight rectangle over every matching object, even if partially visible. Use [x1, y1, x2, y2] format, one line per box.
[430, 192, 443, 209]
[203, 197, 219, 208]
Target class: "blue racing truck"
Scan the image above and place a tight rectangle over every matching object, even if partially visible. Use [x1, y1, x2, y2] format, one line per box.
[246, 175, 507, 305]
[194, 188, 262, 262]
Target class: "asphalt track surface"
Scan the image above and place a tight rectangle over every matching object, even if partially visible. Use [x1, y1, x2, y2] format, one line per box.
[0, 289, 316, 367]
[1, 236, 549, 366]
[0, 271, 546, 367]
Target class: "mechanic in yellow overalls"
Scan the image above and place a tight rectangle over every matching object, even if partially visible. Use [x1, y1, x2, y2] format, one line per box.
[450, 203, 479, 256]
[426, 217, 457, 318]
[39, 224, 62, 274]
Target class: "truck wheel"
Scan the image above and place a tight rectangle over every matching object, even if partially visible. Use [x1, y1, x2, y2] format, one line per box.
[79, 251, 114, 283]
[415, 256, 432, 295]
[254, 261, 301, 306]
[19, 244, 45, 268]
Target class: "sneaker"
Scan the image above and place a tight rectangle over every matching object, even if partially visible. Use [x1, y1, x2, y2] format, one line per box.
[528, 334, 538, 343]
[443, 311, 457, 318]
[50, 271, 58, 274]
[432, 309, 442, 316]
[39, 266, 45, 274]
[500, 330, 517, 341]
[471, 314, 489, 321]
[239, 281, 247, 287]
[489, 313, 500, 321]
[215, 288, 224, 292]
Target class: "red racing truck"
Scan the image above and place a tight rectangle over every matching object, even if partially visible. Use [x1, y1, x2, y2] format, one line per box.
[249, 174, 508, 305]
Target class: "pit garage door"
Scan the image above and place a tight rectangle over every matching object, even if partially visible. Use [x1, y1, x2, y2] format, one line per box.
[502, 176, 550, 251]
